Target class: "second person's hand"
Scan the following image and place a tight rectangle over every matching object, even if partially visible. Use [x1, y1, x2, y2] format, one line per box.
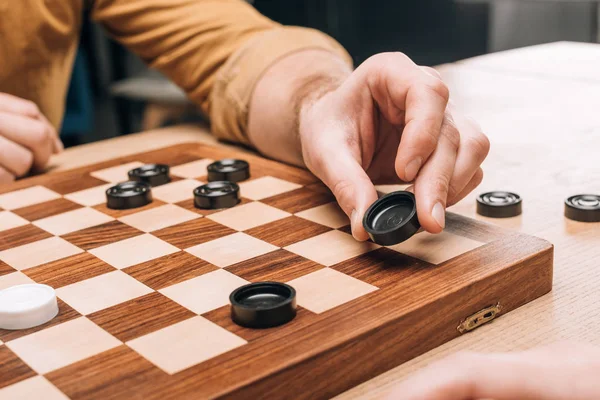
[0, 93, 63, 183]
[299, 53, 489, 240]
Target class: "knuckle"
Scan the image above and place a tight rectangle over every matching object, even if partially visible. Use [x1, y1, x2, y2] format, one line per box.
[29, 122, 49, 147]
[24, 100, 41, 117]
[421, 66, 442, 79]
[433, 175, 451, 198]
[467, 132, 491, 161]
[331, 179, 355, 210]
[442, 123, 461, 151]
[426, 77, 450, 102]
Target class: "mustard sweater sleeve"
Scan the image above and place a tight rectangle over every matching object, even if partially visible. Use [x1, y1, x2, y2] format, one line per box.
[90, 0, 352, 145]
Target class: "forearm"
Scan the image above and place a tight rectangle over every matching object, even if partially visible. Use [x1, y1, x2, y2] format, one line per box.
[247, 49, 353, 167]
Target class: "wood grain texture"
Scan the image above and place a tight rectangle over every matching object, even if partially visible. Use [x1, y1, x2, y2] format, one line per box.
[0, 261, 14, 277]
[122, 251, 218, 290]
[93, 200, 167, 219]
[23, 253, 115, 289]
[60, 221, 143, 250]
[261, 187, 336, 213]
[0, 345, 36, 389]
[0, 224, 53, 252]
[153, 218, 236, 249]
[0, 142, 554, 399]
[88, 293, 195, 342]
[46, 345, 170, 400]
[225, 249, 325, 282]
[244, 216, 331, 247]
[11, 198, 82, 221]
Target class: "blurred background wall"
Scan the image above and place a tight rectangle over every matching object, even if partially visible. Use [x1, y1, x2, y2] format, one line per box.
[62, 0, 599, 147]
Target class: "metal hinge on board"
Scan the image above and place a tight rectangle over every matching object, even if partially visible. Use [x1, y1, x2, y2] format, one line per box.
[457, 303, 503, 334]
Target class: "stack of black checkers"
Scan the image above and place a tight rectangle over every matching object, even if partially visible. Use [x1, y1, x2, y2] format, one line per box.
[194, 159, 250, 210]
[106, 163, 171, 210]
[230, 282, 297, 329]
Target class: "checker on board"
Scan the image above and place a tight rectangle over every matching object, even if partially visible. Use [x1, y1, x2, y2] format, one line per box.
[0, 1, 597, 399]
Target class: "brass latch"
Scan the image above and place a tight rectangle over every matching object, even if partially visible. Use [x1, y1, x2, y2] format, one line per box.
[457, 303, 502, 334]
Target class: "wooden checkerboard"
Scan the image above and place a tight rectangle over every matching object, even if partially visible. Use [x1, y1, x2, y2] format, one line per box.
[0, 143, 553, 399]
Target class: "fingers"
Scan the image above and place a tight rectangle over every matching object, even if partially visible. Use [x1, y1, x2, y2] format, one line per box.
[448, 167, 484, 207]
[308, 135, 378, 241]
[0, 111, 53, 170]
[446, 114, 490, 203]
[0, 93, 42, 119]
[0, 94, 62, 155]
[0, 166, 16, 185]
[0, 136, 34, 177]
[356, 53, 450, 182]
[413, 116, 459, 233]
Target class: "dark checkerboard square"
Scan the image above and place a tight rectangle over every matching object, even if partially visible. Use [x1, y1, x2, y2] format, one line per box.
[123, 251, 218, 290]
[0, 224, 53, 252]
[331, 248, 433, 288]
[88, 292, 195, 342]
[0, 345, 36, 389]
[226, 249, 325, 282]
[46, 345, 169, 400]
[244, 216, 331, 247]
[153, 218, 236, 249]
[261, 187, 335, 214]
[61, 221, 143, 250]
[11, 198, 82, 221]
[23, 253, 116, 289]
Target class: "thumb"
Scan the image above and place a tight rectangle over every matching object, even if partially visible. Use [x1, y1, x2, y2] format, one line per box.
[315, 150, 378, 241]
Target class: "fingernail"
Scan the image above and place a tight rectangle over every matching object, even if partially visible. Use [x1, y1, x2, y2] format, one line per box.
[404, 158, 422, 182]
[432, 202, 445, 229]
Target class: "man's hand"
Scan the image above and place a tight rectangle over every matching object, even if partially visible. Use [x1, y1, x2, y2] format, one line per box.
[387, 341, 600, 400]
[299, 53, 489, 239]
[0, 93, 63, 183]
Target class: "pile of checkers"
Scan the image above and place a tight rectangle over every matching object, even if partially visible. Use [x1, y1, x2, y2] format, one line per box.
[1, 160, 599, 334]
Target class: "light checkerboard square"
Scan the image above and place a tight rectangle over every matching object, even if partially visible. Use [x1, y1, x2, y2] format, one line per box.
[0, 186, 61, 211]
[285, 230, 379, 267]
[64, 184, 114, 206]
[118, 204, 200, 232]
[207, 202, 289, 231]
[127, 316, 246, 374]
[33, 207, 114, 236]
[287, 268, 378, 314]
[90, 162, 143, 183]
[56, 270, 153, 315]
[388, 231, 485, 264]
[170, 159, 214, 179]
[295, 202, 349, 229]
[186, 232, 278, 268]
[238, 176, 301, 200]
[0, 376, 68, 400]
[6, 317, 121, 374]
[0, 211, 28, 232]
[0, 271, 35, 290]
[152, 179, 201, 203]
[0, 237, 83, 271]
[160, 269, 248, 314]
[89, 234, 179, 270]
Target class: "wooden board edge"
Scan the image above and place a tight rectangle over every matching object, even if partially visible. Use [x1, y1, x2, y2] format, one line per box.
[217, 245, 554, 399]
